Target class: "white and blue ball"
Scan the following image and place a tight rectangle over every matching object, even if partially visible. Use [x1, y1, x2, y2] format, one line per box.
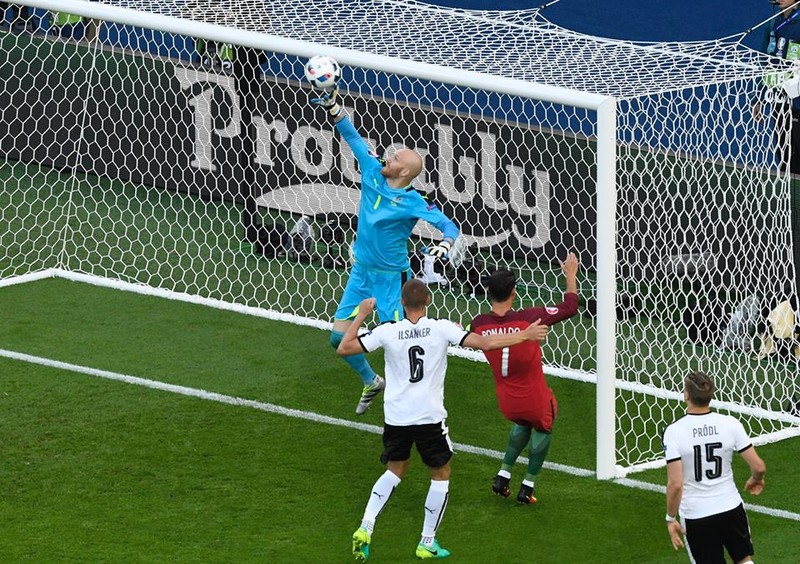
[304, 55, 341, 90]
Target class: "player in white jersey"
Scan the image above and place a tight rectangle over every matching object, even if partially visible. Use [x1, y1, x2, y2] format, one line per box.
[338, 279, 547, 561]
[662, 371, 766, 564]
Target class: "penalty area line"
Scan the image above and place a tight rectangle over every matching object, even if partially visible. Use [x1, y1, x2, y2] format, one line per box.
[1, 347, 798, 523]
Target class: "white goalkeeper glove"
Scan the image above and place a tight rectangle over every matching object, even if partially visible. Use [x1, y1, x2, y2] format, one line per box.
[427, 239, 452, 259]
[310, 84, 343, 118]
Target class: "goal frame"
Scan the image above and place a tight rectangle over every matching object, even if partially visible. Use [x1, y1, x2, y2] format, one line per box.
[18, 0, 624, 479]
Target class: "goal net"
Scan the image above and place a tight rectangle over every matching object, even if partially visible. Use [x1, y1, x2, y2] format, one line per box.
[2, 0, 799, 476]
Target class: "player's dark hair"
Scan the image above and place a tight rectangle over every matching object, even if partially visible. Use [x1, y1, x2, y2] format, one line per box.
[684, 370, 715, 407]
[402, 278, 430, 310]
[487, 268, 517, 302]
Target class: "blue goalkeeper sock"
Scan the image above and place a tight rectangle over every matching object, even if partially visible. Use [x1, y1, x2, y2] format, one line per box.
[330, 330, 377, 385]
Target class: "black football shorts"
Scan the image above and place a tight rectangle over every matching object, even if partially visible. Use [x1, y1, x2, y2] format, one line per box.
[380, 421, 453, 468]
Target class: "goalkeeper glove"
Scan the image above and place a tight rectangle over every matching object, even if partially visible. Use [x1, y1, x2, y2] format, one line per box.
[427, 239, 452, 259]
[310, 85, 343, 118]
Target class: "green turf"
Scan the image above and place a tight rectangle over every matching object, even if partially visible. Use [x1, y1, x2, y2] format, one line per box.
[5, 154, 796, 448]
[0, 278, 798, 562]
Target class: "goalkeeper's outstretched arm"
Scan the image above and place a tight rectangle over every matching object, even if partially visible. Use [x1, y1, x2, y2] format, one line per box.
[310, 84, 382, 171]
[310, 84, 344, 121]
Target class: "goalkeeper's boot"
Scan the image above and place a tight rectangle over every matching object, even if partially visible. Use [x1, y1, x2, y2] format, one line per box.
[355, 375, 385, 415]
[352, 527, 371, 562]
[415, 539, 451, 559]
[491, 474, 511, 498]
[516, 483, 538, 505]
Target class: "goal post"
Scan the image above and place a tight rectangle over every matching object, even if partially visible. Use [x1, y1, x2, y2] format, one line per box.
[596, 97, 618, 480]
[3, 0, 798, 479]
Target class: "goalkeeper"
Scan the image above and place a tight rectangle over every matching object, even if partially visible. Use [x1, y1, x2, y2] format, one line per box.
[310, 82, 460, 416]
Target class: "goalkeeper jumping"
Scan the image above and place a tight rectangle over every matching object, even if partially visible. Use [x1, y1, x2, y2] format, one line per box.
[311, 81, 459, 416]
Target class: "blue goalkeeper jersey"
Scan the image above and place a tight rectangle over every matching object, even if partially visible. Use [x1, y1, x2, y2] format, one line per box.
[335, 116, 459, 272]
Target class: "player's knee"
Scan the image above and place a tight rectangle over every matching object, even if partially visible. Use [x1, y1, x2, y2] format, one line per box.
[330, 330, 344, 349]
[530, 432, 552, 455]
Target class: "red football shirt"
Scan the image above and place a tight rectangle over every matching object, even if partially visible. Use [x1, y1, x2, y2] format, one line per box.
[471, 293, 578, 419]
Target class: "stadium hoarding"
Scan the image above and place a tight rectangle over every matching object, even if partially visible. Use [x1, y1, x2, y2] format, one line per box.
[0, 32, 790, 291]
[0, 34, 596, 264]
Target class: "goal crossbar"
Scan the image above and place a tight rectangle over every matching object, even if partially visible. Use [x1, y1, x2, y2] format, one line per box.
[23, 0, 609, 110]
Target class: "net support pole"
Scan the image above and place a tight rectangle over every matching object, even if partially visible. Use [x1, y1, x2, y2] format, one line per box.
[234, 47, 267, 246]
[595, 96, 618, 480]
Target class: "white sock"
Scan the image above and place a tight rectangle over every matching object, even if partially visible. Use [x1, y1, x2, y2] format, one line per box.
[498, 469, 511, 479]
[420, 479, 449, 544]
[522, 479, 535, 488]
[362, 470, 401, 532]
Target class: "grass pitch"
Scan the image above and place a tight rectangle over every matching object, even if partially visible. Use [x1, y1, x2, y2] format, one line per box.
[0, 278, 798, 563]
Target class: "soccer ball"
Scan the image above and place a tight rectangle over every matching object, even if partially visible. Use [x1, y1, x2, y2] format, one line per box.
[304, 55, 341, 90]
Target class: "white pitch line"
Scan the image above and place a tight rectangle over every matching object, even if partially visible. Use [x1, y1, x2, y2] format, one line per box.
[1, 347, 798, 523]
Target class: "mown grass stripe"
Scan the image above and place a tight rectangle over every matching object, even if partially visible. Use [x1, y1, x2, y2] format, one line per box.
[1, 346, 797, 523]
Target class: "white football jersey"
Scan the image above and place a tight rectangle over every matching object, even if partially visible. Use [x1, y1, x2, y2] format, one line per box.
[662, 411, 752, 519]
[359, 317, 469, 426]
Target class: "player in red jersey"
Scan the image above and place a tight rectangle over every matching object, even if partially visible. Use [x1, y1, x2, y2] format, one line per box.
[470, 252, 579, 504]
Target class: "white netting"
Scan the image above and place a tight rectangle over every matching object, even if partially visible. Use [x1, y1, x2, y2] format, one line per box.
[101, 0, 776, 98]
[2, 0, 798, 475]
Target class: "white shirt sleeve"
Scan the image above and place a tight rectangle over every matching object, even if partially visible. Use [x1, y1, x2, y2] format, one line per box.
[358, 324, 387, 353]
[663, 424, 680, 463]
[731, 417, 753, 452]
[438, 319, 470, 346]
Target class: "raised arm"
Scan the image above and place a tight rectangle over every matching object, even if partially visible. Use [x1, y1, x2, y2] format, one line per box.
[310, 84, 379, 168]
[525, 252, 580, 325]
[561, 252, 578, 295]
[461, 319, 547, 351]
[310, 83, 344, 121]
[337, 298, 376, 356]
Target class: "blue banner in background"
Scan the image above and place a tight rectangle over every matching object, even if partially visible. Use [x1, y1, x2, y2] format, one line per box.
[424, 0, 773, 51]
[10, 1, 777, 59]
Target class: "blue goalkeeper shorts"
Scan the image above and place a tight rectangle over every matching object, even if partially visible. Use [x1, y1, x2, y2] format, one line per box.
[334, 261, 410, 323]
